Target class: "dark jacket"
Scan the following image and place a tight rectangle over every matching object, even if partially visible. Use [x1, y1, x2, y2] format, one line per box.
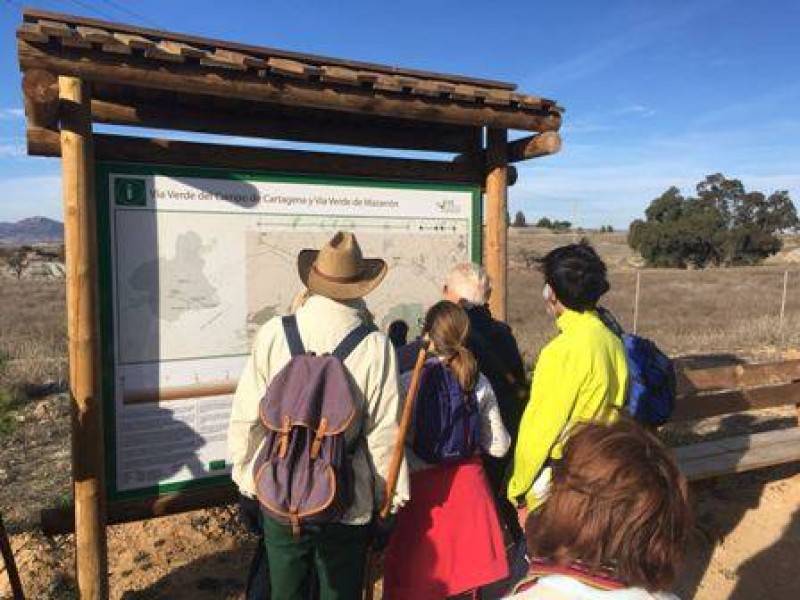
[464, 305, 527, 442]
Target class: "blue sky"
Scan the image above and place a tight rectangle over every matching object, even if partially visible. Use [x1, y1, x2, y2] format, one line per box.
[1, 0, 798, 228]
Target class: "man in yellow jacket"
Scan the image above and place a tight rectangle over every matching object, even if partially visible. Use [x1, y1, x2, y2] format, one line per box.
[508, 242, 628, 511]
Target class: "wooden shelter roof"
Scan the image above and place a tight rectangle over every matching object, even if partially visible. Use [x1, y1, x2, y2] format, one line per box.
[17, 8, 563, 139]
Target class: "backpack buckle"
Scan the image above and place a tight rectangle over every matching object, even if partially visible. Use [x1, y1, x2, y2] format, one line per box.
[289, 507, 301, 537]
[278, 415, 292, 459]
[310, 418, 328, 460]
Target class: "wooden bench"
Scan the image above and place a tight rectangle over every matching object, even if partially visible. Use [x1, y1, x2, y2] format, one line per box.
[39, 360, 800, 535]
[670, 359, 800, 481]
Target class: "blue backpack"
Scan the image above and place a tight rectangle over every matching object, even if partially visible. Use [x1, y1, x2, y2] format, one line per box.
[413, 359, 481, 464]
[597, 308, 676, 427]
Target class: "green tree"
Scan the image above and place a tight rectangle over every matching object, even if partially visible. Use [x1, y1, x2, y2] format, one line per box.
[535, 217, 552, 229]
[551, 220, 572, 232]
[513, 211, 527, 227]
[628, 174, 799, 268]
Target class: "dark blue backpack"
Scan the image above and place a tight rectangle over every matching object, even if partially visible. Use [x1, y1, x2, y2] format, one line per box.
[412, 359, 481, 464]
[597, 308, 677, 427]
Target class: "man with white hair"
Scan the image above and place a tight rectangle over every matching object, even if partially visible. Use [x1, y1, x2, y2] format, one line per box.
[442, 262, 493, 308]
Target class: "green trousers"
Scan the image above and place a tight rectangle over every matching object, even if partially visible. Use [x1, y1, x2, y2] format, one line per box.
[262, 515, 371, 600]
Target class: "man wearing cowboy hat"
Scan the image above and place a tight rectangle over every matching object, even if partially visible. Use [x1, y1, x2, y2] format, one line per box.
[229, 231, 409, 599]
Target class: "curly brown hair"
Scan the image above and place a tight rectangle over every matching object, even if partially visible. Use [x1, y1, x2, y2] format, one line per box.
[526, 419, 692, 591]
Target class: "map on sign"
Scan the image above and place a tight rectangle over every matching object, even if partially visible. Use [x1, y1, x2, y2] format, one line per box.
[98, 163, 480, 497]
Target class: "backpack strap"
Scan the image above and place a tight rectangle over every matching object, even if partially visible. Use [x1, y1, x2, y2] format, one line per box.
[332, 323, 377, 362]
[596, 306, 625, 338]
[282, 315, 306, 357]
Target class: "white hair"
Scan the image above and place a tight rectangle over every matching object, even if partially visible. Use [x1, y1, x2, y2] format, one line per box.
[445, 263, 491, 307]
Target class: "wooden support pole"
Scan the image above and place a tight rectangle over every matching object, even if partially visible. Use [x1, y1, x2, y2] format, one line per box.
[59, 75, 108, 600]
[485, 128, 508, 321]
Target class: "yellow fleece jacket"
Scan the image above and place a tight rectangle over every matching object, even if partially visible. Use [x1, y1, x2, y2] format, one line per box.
[507, 309, 628, 508]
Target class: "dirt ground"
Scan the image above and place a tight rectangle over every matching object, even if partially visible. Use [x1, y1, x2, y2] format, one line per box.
[4, 452, 798, 599]
[2, 233, 800, 599]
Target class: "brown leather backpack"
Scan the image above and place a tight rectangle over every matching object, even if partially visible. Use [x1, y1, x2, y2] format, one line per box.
[253, 315, 375, 535]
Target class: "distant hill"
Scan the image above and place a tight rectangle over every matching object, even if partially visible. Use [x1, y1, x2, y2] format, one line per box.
[0, 217, 64, 244]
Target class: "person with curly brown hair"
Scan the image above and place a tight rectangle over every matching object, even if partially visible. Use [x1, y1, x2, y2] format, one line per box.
[507, 419, 692, 599]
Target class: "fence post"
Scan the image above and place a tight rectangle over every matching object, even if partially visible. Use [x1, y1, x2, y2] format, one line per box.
[633, 270, 641, 334]
[779, 270, 789, 346]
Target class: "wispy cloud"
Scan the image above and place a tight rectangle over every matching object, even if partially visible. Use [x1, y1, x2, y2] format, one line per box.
[562, 118, 614, 135]
[0, 138, 25, 158]
[510, 123, 800, 229]
[527, 0, 730, 90]
[0, 108, 24, 120]
[692, 82, 800, 127]
[614, 104, 656, 118]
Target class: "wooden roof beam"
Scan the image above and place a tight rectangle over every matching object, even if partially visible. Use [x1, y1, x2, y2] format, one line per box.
[18, 40, 561, 132]
[22, 7, 517, 91]
[27, 129, 489, 186]
[20, 73, 483, 154]
[453, 131, 562, 165]
[29, 127, 516, 189]
[507, 131, 562, 162]
[22, 68, 59, 129]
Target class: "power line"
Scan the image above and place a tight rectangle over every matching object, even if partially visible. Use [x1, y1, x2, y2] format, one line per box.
[56, 0, 163, 29]
[61, 0, 120, 21]
[97, 0, 162, 28]
[1, 0, 26, 11]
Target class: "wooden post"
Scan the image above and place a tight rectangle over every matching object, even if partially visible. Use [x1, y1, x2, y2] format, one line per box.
[59, 75, 108, 599]
[485, 128, 508, 321]
[779, 270, 788, 345]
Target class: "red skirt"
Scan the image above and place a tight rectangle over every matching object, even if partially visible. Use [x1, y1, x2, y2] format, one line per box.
[382, 457, 509, 599]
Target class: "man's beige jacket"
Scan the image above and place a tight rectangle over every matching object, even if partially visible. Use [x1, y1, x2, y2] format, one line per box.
[228, 294, 409, 525]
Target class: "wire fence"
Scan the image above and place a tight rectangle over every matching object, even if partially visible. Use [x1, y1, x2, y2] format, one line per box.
[509, 264, 800, 366]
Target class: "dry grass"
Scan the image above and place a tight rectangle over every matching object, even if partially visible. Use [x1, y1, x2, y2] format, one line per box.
[0, 232, 797, 394]
[0, 278, 67, 396]
[508, 231, 800, 366]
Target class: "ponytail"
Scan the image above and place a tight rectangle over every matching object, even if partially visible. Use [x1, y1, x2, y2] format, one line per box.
[447, 344, 478, 392]
[423, 300, 479, 392]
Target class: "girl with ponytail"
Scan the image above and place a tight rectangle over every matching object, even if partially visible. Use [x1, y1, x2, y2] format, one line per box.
[383, 300, 511, 599]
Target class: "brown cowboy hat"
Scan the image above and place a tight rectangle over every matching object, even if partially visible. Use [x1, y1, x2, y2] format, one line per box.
[297, 231, 387, 300]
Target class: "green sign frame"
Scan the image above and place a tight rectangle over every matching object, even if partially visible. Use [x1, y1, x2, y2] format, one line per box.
[96, 161, 483, 501]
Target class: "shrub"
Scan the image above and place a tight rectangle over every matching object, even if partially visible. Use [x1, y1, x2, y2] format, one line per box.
[628, 174, 798, 268]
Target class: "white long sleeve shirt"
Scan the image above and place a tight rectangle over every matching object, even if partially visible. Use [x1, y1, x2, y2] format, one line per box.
[400, 363, 511, 472]
[227, 294, 410, 525]
[505, 575, 680, 600]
